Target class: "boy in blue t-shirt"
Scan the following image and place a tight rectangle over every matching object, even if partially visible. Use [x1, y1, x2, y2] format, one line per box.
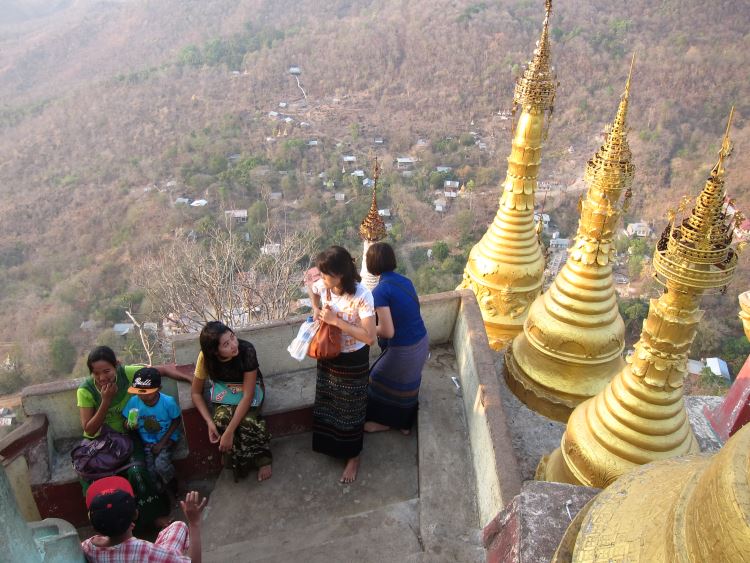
[122, 367, 182, 493]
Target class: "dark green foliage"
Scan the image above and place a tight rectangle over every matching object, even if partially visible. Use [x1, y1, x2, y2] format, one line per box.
[619, 298, 649, 346]
[50, 336, 77, 375]
[431, 241, 449, 261]
[177, 24, 286, 69]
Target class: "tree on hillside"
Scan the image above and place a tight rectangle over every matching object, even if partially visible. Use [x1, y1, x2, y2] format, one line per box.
[50, 336, 77, 375]
[139, 220, 316, 333]
[431, 241, 449, 261]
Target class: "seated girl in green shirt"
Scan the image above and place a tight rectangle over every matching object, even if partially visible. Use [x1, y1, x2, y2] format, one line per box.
[76, 346, 192, 532]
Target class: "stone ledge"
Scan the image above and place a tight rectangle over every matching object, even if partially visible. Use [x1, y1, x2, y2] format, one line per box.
[483, 481, 599, 563]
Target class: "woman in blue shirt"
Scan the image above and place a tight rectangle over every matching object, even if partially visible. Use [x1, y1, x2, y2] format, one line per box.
[364, 242, 429, 435]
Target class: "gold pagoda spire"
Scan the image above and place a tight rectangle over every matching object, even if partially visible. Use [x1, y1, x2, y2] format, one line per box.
[459, 0, 557, 349]
[553, 420, 750, 562]
[359, 157, 387, 290]
[539, 109, 741, 487]
[505, 59, 636, 421]
[359, 157, 386, 242]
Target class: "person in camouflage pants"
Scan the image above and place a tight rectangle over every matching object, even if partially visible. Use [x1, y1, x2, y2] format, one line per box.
[213, 404, 272, 481]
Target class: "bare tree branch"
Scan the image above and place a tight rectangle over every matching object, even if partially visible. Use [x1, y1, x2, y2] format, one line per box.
[139, 221, 316, 334]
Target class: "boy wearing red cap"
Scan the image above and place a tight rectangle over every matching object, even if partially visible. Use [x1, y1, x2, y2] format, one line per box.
[81, 476, 207, 562]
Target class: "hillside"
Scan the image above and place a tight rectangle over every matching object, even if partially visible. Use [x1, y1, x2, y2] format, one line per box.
[0, 0, 748, 391]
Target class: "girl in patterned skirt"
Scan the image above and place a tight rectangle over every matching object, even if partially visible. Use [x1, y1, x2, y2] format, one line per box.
[306, 246, 377, 483]
[190, 322, 272, 482]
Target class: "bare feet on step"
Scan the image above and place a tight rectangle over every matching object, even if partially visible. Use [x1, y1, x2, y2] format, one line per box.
[400, 428, 411, 436]
[257, 464, 273, 482]
[364, 421, 390, 433]
[340, 457, 360, 484]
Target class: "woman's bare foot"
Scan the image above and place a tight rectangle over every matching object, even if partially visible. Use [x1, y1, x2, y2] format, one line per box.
[400, 428, 411, 436]
[340, 457, 360, 484]
[364, 421, 390, 433]
[257, 464, 273, 482]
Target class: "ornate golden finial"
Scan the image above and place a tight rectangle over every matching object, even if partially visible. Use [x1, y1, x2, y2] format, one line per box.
[359, 157, 386, 242]
[504, 66, 635, 420]
[373, 156, 381, 182]
[513, 0, 557, 115]
[711, 106, 734, 178]
[653, 107, 738, 293]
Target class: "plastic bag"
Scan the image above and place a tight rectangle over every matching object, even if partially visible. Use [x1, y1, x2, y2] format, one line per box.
[287, 317, 319, 361]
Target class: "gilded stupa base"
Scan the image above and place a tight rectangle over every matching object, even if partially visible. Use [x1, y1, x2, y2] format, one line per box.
[552, 422, 750, 562]
[504, 337, 624, 422]
[536, 443, 581, 485]
[485, 319, 525, 351]
[536, 361, 700, 488]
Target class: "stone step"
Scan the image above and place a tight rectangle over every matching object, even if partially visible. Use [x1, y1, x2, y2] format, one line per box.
[205, 499, 422, 563]
[416, 349, 483, 561]
[200, 431, 419, 555]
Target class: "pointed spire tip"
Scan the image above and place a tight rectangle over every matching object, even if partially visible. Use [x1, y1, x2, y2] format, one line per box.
[624, 52, 636, 97]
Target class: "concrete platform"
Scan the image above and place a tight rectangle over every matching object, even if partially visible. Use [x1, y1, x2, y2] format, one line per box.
[200, 349, 484, 562]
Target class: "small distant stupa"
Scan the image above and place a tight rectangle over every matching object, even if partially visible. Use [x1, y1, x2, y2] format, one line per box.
[359, 157, 387, 290]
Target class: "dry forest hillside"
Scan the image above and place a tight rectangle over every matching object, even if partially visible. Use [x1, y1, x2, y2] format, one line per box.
[0, 0, 748, 392]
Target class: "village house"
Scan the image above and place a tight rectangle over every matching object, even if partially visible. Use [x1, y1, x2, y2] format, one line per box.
[626, 222, 653, 238]
[225, 209, 248, 224]
[396, 157, 417, 169]
[334, 193, 346, 202]
[444, 180, 460, 190]
[261, 243, 281, 255]
[378, 209, 391, 217]
[548, 235, 571, 251]
[705, 357, 731, 381]
[436, 166, 452, 173]
[112, 323, 134, 337]
[190, 199, 208, 207]
[434, 197, 447, 213]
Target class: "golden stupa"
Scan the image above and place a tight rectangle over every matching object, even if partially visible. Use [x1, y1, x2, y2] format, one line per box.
[538, 109, 741, 487]
[458, 0, 557, 350]
[359, 157, 387, 290]
[553, 417, 750, 562]
[505, 59, 635, 421]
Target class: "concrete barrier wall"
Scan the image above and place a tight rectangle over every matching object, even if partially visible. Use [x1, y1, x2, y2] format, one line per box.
[172, 290, 462, 376]
[21, 379, 80, 442]
[3, 455, 40, 522]
[452, 290, 523, 527]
